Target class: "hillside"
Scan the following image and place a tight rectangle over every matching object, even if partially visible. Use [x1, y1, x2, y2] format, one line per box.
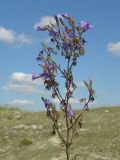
[0, 106, 120, 160]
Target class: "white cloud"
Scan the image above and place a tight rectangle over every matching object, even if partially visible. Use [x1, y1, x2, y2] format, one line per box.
[34, 16, 56, 30]
[0, 26, 33, 45]
[34, 14, 63, 30]
[11, 72, 43, 85]
[11, 99, 34, 106]
[69, 98, 80, 104]
[107, 41, 120, 55]
[0, 27, 15, 43]
[16, 33, 33, 44]
[3, 72, 44, 94]
[3, 83, 41, 93]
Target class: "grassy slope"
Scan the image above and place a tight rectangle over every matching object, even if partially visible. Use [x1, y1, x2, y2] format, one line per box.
[0, 106, 120, 160]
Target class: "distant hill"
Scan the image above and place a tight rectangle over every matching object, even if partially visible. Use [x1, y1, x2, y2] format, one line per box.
[0, 106, 120, 160]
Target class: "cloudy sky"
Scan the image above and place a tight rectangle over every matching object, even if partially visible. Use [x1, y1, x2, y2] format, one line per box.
[0, 0, 120, 111]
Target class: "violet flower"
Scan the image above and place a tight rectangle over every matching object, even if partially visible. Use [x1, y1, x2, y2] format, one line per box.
[44, 98, 53, 108]
[32, 72, 51, 81]
[64, 28, 74, 42]
[63, 42, 70, 51]
[79, 21, 93, 32]
[40, 72, 51, 80]
[48, 61, 55, 71]
[42, 97, 53, 109]
[64, 32, 74, 42]
[49, 29, 57, 38]
[36, 51, 43, 61]
[67, 31, 74, 39]
[32, 73, 41, 80]
[67, 105, 75, 118]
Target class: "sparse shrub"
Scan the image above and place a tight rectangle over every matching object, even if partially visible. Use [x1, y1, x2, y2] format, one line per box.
[19, 138, 32, 147]
[33, 13, 95, 160]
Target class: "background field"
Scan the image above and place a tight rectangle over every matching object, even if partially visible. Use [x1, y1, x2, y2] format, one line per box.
[0, 106, 120, 160]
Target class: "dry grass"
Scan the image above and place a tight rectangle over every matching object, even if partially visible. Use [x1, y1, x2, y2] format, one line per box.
[0, 106, 120, 160]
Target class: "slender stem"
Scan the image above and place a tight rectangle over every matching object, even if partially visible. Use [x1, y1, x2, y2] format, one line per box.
[83, 99, 90, 111]
[64, 57, 71, 160]
[65, 144, 70, 160]
[57, 64, 66, 77]
[55, 85, 64, 100]
[56, 124, 66, 144]
[53, 84, 61, 101]
[69, 122, 77, 145]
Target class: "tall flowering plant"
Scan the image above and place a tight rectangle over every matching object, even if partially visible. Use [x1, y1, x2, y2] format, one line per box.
[32, 14, 95, 160]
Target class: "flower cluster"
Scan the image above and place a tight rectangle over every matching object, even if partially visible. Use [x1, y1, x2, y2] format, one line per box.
[36, 13, 93, 60]
[32, 49, 58, 90]
[34, 14, 93, 89]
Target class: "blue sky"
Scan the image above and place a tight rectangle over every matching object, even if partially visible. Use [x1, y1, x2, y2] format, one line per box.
[0, 0, 120, 111]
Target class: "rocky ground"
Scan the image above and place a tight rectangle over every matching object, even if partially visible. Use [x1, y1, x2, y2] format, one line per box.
[0, 106, 120, 160]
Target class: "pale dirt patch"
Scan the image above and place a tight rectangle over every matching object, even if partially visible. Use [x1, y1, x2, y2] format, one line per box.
[11, 124, 43, 130]
[105, 110, 109, 113]
[90, 153, 110, 160]
[50, 157, 59, 160]
[32, 141, 47, 150]
[50, 154, 65, 160]
[80, 128, 89, 132]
